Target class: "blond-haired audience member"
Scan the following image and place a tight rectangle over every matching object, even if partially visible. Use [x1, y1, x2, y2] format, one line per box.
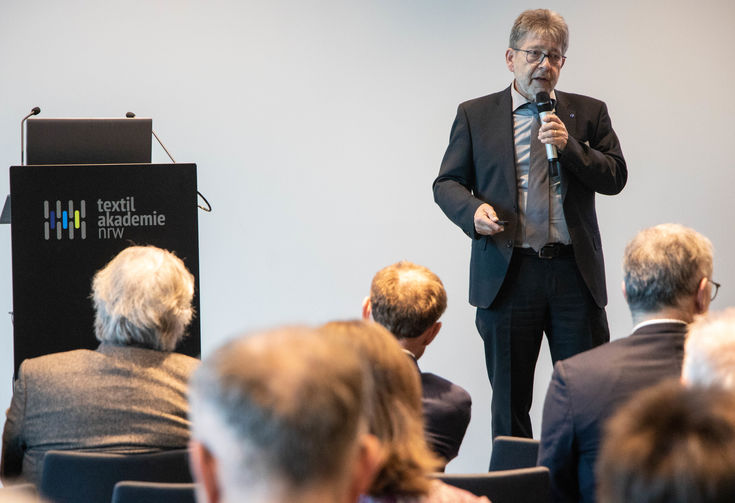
[322, 320, 488, 503]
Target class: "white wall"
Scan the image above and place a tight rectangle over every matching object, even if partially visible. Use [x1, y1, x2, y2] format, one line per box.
[1, 0, 734, 474]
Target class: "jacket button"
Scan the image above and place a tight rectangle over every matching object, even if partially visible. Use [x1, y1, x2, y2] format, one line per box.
[506, 240, 513, 248]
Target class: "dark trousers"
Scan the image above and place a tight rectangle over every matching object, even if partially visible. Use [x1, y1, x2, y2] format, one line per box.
[475, 249, 609, 438]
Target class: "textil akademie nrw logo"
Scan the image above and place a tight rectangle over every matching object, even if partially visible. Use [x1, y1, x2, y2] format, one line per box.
[43, 199, 87, 240]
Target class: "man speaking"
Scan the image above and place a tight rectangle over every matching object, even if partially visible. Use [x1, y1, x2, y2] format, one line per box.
[433, 9, 626, 438]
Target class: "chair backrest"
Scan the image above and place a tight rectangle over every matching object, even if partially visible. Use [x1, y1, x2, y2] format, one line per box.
[435, 466, 550, 503]
[112, 481, 197, 503]
[489, 435, 540, 471]
[39, 449, 192, 503]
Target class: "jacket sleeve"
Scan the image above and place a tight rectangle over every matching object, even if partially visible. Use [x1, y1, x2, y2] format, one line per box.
[1, 364, 28, 482]
[560, 101, 627, 196]
[538, 361, 580, 503]
[433, 103, 485, 240]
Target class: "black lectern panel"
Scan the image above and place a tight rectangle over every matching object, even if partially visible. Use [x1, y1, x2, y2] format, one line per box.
[9, 164, 200, 377]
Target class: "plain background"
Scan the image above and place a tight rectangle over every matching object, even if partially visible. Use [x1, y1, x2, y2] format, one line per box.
[1, 0, 734, 475]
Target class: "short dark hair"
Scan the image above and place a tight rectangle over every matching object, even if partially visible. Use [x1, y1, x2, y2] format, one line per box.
[598, 380, 735, 503]
[369, 261, 447, 339]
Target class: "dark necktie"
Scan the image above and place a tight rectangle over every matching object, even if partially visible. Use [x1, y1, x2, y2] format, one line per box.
[525, 104, 550, 251]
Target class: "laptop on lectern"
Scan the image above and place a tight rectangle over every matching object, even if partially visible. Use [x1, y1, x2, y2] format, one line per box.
[26, 117, 152, 165]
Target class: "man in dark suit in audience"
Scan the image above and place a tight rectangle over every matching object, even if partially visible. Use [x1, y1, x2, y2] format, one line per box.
[538, 223, 716, 503]
[188, 326, 382, 503]
[1, 246, 200, 486]
[362, 261, 472, 468]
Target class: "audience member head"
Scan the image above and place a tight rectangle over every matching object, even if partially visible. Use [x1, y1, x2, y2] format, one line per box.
[92, 245, 195, 351]
[598, 380, 735, 503]
[322, 320, 440, 498]
[622, 224, 713, 323]
[683, 308, 735, 390]
[188, 326, 381, 503]
[363, 261, 447, 359]
[509, 9, 569, 55]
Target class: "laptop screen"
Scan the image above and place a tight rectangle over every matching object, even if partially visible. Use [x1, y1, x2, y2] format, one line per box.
[26, 118, 152, 165]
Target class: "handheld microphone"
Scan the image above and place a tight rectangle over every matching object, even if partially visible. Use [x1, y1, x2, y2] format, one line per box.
[535, 92, 560, 177]
[21, 106, 41, 165]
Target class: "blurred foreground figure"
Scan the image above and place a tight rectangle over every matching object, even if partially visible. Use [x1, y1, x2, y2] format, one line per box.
[323, 321, 488, 503]
[682, 308, 735, 390]
[598, 381, 735, 503]
[1, 245, 199, 486]
[188, 326, 382, 503]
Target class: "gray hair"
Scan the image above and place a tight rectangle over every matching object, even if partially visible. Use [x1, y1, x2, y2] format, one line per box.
[623, 224, 713, 314]
[188, 327, 370, 495]
[92, 245, 195, 351]
[683, 309, 735, 390]
[509, 9, 569, 55]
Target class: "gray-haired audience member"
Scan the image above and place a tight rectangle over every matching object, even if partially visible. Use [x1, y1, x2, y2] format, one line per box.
[538, 223, 715, 503]
[362, 261, 471, 467]
[598, 380, 735, 503]
[682, 308, 735, 389]
[187, 326, 382, 503]
[1, 245, 199, 486]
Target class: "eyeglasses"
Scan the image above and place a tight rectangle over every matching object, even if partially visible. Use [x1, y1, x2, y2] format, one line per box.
[708, 279, 721, 301]
[512, 48, 566, 67]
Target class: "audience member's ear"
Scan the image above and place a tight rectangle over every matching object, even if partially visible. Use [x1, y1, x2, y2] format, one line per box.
[361, 297, 372, 320]
[189, 439, 220, 503]
[621, 281, 627, 303]
[422, 322, 442, 347]
[347, 433, 385, 502]
[695, 277, 710, 314]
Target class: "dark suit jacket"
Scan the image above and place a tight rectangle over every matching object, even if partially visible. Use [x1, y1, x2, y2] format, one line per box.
[421, 372, 472, 463]
[537, 321, 688, 503]
[433, 86, 627, 308]
[1, 343, 199, 485]
[406, 353, 472, 464]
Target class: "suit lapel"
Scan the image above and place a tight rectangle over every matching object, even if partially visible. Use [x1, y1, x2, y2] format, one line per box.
[555, 91, 575, 200]
[495, 87, 517, 202]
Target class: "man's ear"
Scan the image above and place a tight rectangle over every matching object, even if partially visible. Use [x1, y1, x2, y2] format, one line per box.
[347, 433, 384, 502]
[189, 439, 220, 503]
[505, 47, 515, 72]
[621, 281, 627, 303]
[695, 277, 710, 314]
[422, 322, 442, 346]
[361, 297, 372, 320]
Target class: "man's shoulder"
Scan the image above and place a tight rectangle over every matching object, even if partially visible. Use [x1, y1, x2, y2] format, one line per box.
[459, 87, 511, 111]
[555, 89, 607, 109]
[421, 372, 472, 405]
[20, 348, 98, 374]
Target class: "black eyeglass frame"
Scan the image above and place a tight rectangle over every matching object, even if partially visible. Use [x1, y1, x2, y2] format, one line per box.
[708, 279, 721, 301]
[511, 47, 567, 67]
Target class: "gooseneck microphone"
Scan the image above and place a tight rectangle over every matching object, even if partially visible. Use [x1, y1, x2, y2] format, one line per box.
[126, 111, 212, 212]
[21, 106, 41, 165]
[535, 92, 559, 177]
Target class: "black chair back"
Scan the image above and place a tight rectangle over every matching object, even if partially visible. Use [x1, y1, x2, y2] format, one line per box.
[112, 481, 197, 503]
[39, 449, 192, 503]
[435, 466, 550, 503]
[489, 435, 540, 471]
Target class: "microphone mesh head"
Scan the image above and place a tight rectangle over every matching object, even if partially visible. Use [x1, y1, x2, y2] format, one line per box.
[535, 92, 553, 112]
